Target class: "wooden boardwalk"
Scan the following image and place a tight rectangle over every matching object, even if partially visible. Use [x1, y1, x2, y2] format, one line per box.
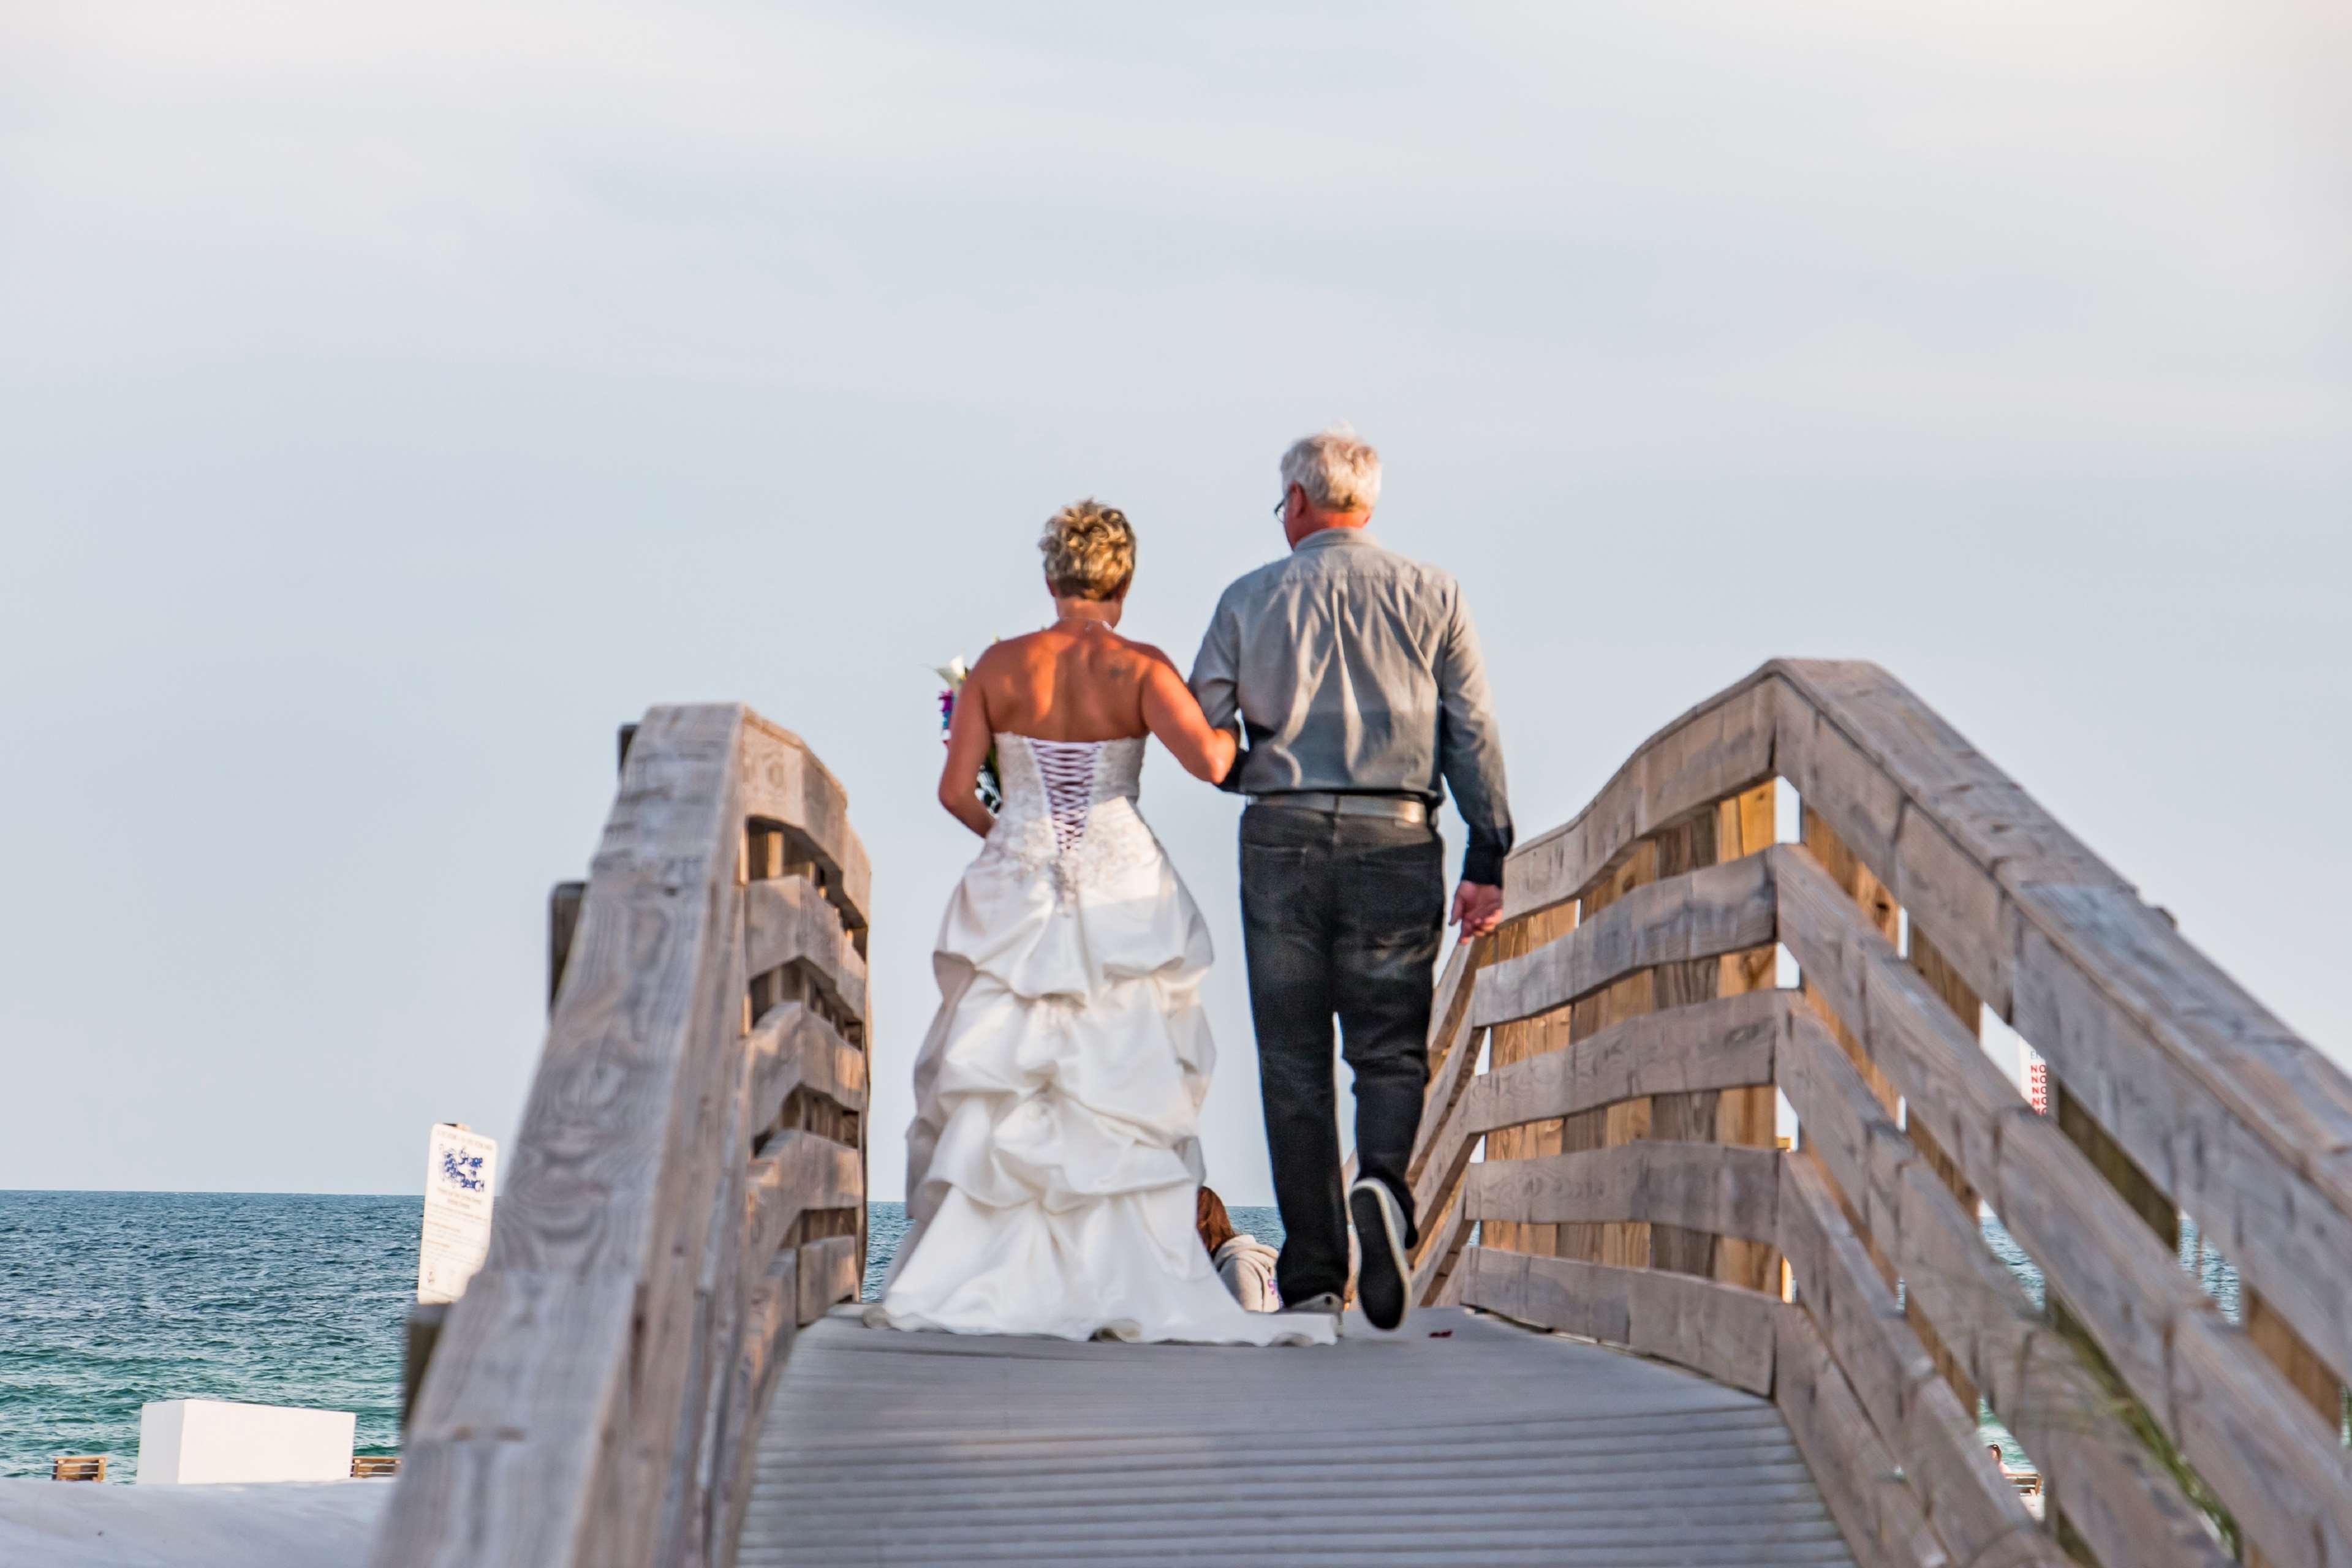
[738, 1307, 1855, 1567]
[374, 666, 2352, 1568]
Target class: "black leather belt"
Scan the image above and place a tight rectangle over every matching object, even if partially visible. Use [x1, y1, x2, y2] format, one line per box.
[1249, 791, 1428, 826]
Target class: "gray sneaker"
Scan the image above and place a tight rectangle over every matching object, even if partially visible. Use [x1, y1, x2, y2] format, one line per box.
[1279, 1291, 1345, 1335]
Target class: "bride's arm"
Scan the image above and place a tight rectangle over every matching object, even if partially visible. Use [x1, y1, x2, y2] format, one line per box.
[937, 669, 999, 838]
[1140, 655, 1238, 785]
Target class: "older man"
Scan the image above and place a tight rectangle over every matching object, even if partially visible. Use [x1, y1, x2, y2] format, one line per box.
[1190, 425, 1512, 1332]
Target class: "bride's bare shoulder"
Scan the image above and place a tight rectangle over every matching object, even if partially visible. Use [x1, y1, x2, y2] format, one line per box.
[1096, 630, 1177, 671]
[970, 632, 1050, 677]
[977, 630, 1040, 660]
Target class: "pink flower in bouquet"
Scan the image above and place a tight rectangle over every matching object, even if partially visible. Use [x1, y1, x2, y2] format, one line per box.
[932, 655, 1000, 811]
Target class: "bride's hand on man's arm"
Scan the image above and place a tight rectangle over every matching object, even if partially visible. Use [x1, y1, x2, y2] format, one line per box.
[1139, 657, 1238, 785]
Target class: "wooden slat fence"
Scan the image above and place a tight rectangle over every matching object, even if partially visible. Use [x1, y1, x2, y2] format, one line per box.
[371, 706, 871, 1568]
[1405, 660, 2352, 1568]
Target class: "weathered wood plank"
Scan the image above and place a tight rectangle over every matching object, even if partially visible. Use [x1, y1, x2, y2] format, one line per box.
[1473, 853, 1779, 1030]
[1774, 660, 2352, 1395]
[1421, 938, 1479, 1104]
[1566, 841, 1660, 1267]
[1502, 672, 1780, 922]
[743, 874, 868, 1022]
[1714, 781, 1783, 1293]
[663, 878, 754, 1568]
[710, 1251, 796, 1568]
[1778, 1152, 2057, 1568]
[1646, 809, 1730, 1278]
[1799, 807, 1901, 1120]
[744, 1132, 864, 1283]
[1458, 1246, 1781, 1396]
[1479, 901, 1578, 1256]
[1769, 660, 2114, 1021]
[795, 1236, 860, 1327]
[377, 1271, 641, 1568]
[549, 881, 586, 1009]
[745, 1002, 866, 1134]
[2244, 1293, 2343, 1428]
[744, 1309, 1853, 1565]
[1409, 1181, 1471, 1307]
[1774, 1311, 1951, 1568]
[1396, 939, 1483, 1250]
[739, 714, 871, 935]
[1777, 980, 2228, 1568]
[1462, 990, 1788, 1138]
[1901, 926, 1984, 1412]
[1409, 1079, 1480, 1238]
[1778, 844, 2331, 1568]
[374, 704, 749, 1568]
[1465, 1141, 1779, 1244]
[2008, 881, 2352, 1392]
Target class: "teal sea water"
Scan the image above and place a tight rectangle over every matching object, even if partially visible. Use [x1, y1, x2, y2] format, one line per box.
[0, 1193, 417, 1479]
[1, 1190, 2240, 1481]
[0, 1192, 1285, 1480]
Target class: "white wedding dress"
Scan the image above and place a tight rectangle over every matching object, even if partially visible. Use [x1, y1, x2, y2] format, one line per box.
[869, 733, 1333, 1348]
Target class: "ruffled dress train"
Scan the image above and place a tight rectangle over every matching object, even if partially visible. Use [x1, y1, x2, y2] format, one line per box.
[869, 734, 1331, 1348]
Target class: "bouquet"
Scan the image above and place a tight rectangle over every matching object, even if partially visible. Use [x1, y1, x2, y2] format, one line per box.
[935, 655, 1003, 813]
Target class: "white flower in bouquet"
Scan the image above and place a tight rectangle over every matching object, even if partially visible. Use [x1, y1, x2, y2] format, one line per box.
[934, 652, 1000, 812]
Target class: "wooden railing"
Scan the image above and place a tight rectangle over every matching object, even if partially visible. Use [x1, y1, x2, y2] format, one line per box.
[372, 706, 872, 1568]
[1405, 660, 2352, 1568]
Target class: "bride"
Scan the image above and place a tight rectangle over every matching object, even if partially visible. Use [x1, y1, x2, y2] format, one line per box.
[869, 500, 1334, 1348]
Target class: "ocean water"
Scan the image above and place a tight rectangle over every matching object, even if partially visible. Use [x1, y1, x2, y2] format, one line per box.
[0, 1192, 416, 1479]
[0, 1193, 1284, 1480]
[0, 1191, 2243, 1483]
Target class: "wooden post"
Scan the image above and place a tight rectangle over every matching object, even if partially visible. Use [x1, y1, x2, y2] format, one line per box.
[1906, 925, 1986, 1414]
[401, 1301, 447, 1429]
[548, 881, 585, 1009]
[1798, 807, 1900, 1117]
[1647, 808, 1724, 1278]
[1569, 842, 1660, 1269]
[2244, 1294, 2345, 1447]
[1480, 902, 1576, 1257]
[1714, 782, 1780, 1292]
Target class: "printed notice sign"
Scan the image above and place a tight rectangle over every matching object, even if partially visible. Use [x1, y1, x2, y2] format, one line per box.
[418, 1122, 498, 1305]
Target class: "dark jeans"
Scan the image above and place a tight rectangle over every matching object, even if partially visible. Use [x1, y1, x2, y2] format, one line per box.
[1239, 802, 1446, 1305]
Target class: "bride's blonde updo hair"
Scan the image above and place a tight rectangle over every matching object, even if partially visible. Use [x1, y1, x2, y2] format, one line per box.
[1039, 499, 1136, 601]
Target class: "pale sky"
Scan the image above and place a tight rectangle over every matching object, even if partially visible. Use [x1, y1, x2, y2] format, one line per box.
[4, 2, 2346, 1202]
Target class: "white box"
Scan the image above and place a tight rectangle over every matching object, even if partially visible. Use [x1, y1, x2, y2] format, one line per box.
[135, 1399, 356, 1485]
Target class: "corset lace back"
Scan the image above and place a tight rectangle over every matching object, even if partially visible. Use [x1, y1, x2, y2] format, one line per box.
[1028, 738, 1106, 855]
[987, 734, 1149, 892]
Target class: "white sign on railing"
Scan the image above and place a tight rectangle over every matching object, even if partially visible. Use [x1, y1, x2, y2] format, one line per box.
[418, 1122, 498, 1305]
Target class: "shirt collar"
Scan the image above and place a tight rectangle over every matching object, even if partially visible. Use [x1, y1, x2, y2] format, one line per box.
[1294, 527, 1380, 552]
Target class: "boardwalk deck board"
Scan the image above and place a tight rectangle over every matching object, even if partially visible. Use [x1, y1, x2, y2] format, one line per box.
[738, 1308, 1855, 1567]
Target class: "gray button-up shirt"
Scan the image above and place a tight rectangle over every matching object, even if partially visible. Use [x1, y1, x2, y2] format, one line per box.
[1189, 528, 1514, 886]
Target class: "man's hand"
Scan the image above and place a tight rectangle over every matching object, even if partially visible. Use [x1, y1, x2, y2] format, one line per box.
[1450, 880, 1503, 940]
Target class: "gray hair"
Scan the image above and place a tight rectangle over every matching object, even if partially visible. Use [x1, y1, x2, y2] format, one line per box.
[1280, 424, 1382, 513]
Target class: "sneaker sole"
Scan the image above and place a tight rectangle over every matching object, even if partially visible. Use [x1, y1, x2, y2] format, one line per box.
[1349, 1182, 1410, 1333]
